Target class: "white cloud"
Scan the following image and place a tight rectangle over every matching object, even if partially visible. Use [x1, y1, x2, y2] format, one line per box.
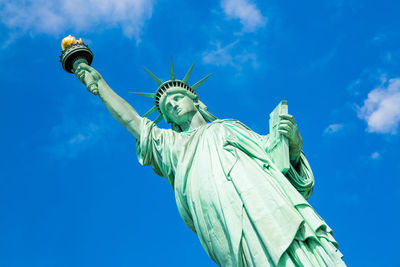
[370, 152, 381, 159]
[0, 0, 153, 41]
[202, 41, 238, 66]
[324, 123, 344, 134]
[221, 0, 266, 32]
[357, 77, 400, 134]
[202, 40, 258, 69]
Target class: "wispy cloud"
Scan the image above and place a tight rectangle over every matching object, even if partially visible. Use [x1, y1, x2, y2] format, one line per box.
[220, 0, 266, 32]
[49, 120, 103, 159]
[370, 151, 381, 159]
[324, 123, 344, 134]
[46, 97, 117, 159]
[202, 40, 258, 69]
[357, 77, 400, 134]
[0, 0, 153, 42]
[302, 46, 338, 74]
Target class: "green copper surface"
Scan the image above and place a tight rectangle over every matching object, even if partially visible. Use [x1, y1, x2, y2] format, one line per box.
[143, 67, 163, 86]
[129, 92, 156, 98]
[182, 61, 195, 84]
[170, 57, 175, 81]
[192, 73, 212, 91]
[70, 57, 346, 267]
[131, 62, 211, 125]
[143, 106, 158, 117]
[154, 114, 163, 124]
[267, 100, 290, 174]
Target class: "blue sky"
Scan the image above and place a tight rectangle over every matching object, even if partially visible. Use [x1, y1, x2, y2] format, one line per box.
[0, 0, 399, 266]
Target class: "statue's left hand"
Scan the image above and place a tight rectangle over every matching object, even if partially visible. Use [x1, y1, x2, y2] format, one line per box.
[278, 114, 303, 163]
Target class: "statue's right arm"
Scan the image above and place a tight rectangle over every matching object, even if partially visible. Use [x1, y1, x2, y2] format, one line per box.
[75, 63, 143, 139]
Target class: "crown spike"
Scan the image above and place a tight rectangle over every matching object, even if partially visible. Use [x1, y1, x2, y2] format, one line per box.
[143, 106, 158, 117]
[129, 92, 156, 99]
[143, 67, 163, 86]
[154, 114, 164, 124]
[192, 74, 212, 91]
[170, 57, 175, 81]
[182, 61, 195, 84]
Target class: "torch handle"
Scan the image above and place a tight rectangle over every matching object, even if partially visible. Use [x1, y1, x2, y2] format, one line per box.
[72, 58, 99, 95]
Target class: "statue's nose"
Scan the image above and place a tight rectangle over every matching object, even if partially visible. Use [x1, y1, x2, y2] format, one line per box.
[172, 101, 179, 109]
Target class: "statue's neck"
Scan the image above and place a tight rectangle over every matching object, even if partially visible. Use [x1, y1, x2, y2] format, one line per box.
[180, 111, 207, 132]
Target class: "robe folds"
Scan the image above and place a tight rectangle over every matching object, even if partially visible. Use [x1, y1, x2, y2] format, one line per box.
[136, 118, 345, 267]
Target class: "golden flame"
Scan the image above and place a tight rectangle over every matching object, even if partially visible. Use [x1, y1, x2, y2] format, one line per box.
[61, 35, 83, 50]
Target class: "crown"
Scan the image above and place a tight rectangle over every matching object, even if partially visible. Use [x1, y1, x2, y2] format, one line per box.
[154, 80, 197, 110]
[130, 58, 211, 124]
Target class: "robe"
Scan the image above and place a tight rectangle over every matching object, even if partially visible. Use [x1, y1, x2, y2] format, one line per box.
[136, 118, 345, 267]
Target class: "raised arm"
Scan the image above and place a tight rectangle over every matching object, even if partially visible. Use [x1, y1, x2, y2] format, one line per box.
[75, 63, 143, 139]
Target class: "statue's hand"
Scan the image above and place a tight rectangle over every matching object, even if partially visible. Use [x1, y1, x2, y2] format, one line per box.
[278, 114, 303, 163]
[74, 63, 102, 95]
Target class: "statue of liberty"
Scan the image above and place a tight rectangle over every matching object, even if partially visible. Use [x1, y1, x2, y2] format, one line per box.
[70, 48, 345, 266]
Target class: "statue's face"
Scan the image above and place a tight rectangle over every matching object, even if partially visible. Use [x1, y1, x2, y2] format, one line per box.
[164, 92, 197, 125]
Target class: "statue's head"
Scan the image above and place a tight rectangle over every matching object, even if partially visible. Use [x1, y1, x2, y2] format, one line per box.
[131, 59, 217, 132]
[160, 89, 199, 126]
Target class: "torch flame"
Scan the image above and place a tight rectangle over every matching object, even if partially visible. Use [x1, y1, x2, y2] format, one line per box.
[61, 35, 83, 50]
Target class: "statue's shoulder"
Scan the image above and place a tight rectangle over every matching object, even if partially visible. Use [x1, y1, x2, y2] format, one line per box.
[210, 119, 253, 131]
[212, 118, 240, 123]
[209, 118, 240, 126]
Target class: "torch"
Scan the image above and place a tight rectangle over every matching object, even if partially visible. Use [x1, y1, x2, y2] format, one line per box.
[59, 35, 98, 94]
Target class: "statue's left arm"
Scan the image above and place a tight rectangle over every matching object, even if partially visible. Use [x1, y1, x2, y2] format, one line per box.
[278, 114, 302, 167]
[284, 151, 314, 199]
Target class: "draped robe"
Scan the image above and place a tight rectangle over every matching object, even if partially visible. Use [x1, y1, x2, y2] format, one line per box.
[136, 118, 345, 267]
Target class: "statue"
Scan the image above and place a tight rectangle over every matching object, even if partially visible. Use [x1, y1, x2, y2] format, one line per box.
[60, 36, 346, 266]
